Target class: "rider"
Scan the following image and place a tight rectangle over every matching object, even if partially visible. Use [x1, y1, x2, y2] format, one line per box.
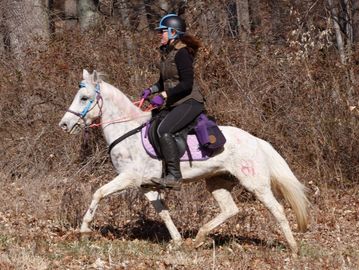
[141, 14, 205, 190]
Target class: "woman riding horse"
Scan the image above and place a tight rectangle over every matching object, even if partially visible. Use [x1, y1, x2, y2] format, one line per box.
[141, 14, 205, 190]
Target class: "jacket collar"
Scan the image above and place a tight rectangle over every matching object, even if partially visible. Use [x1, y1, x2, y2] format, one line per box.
[159, 40, 186, 54]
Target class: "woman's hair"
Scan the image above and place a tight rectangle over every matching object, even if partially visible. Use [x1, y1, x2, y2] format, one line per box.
[180, 34, 202, 56]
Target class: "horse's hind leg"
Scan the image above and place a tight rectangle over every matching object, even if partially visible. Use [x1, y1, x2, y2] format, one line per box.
[194, 178, 239, 247]
[80, 173, 134, 233]
[236, 169, 298, 252]
[143, 190, 181, 243]
[253, 186, 298, 253]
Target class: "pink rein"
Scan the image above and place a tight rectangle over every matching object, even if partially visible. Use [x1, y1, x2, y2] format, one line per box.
[88, 98, 155, 128]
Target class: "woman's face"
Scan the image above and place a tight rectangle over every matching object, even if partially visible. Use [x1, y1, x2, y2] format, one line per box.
[159, 29, 176, 45]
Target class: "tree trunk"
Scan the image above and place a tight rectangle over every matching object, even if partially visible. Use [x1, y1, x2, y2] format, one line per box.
[0, 6, 5, 55]
[78, 0, 99, 31]
[248, 0, 261, 33]
[3, 0, 50, 66]
[236, 0, 250, 42]
[328, 0, 346, 64]
[352, 0, 359, 43]
[116, 0, 138, 79]
[158, 0, 169, 13]
[269, 0, 287, 43]
[344, 0, 353, 43]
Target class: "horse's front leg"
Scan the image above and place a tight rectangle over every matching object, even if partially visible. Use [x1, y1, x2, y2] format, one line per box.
[80, 173, 135, 233]
[143, 190, 182, 243]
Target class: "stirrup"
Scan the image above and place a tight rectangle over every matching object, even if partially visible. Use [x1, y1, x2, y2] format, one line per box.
[151, 178, 182, 191]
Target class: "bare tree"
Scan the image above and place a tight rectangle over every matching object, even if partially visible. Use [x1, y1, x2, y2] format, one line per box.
[3, 0, 50, 66]
[352, 0, 359, 43]
[269, 0, 286, 42]
[248, 0, 261, 33]
[78, 0, 99, 31]
[158, 0, 168, 12]
[236, 0, 250, 41]
[0, 6, 5, 55]
[327, 0, 346, 63]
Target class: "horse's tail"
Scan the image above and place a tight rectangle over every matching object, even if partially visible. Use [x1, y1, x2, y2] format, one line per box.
[258, 139, 309, 232]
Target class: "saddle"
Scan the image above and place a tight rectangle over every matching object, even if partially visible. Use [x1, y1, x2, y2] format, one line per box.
[141, 112, 226, 162]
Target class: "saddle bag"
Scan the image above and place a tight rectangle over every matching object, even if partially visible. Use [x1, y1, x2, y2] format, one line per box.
[194, 113, 226, 155]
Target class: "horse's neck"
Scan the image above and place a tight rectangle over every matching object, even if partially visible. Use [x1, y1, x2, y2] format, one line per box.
[100, 82, 151, 145]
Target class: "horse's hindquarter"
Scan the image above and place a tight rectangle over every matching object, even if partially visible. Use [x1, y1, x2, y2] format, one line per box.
[180, 125, 261, 180]
[221, 125, 260, 158]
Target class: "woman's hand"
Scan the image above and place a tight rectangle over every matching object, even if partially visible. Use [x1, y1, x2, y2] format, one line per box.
[141, 88, 152, 99]
[150, 94, 165, 107]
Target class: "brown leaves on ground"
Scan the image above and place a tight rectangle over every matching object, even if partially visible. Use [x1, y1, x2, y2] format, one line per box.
[0, 175, 358, 269]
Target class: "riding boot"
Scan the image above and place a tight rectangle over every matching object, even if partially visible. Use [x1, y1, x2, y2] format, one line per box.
[151, 133, 182, 190]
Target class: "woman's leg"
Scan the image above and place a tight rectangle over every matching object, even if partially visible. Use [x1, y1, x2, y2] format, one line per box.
[157, 99, 204, 136]
[153, 99, 204, 189]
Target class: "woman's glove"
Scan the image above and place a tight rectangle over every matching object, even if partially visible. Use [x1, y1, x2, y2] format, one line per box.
[141, 88, 152, 99]
[150, 94, 165, 107]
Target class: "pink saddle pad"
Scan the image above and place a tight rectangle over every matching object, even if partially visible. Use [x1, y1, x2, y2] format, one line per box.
[141, 126, 210, 161]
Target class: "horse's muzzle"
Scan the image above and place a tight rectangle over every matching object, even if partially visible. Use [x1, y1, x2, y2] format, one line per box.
[59, 119, 81, 134]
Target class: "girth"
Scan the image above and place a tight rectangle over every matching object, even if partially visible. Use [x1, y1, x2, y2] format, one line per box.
[108, 123, 146, 154]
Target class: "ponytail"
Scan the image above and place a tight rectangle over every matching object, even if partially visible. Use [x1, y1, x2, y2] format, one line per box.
[180, 34, 202, 56]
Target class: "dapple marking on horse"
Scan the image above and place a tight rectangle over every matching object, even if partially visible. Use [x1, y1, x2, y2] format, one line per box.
[59, 70, 309, 253]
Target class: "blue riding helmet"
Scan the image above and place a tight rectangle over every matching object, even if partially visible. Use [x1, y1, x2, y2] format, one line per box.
[156, 14, 186, 40]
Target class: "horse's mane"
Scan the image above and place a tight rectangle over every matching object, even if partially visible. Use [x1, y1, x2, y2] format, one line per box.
[98, 73, 145, 116]
[96, 71, 107, 81]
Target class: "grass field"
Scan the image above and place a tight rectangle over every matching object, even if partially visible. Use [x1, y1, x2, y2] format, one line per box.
[0, 173, 358, 269]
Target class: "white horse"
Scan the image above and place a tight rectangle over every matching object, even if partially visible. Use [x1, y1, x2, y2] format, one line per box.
[59, 69, 309, 253]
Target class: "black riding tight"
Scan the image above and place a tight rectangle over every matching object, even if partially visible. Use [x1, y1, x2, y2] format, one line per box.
[157, 99, 204, 137]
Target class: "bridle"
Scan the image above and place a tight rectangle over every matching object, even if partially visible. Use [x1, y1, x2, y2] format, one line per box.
[66, 82, 103, 124]
[65, 81, 157, 152]
[66, 81, 156, 132]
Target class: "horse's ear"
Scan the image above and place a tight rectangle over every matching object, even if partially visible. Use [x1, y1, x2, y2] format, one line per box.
[93, 70, 101, 84]
[83, 69, 90, 81]
[93, 70, 98, 83]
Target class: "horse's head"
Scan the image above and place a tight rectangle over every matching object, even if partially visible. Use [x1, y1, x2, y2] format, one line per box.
[59, 69, 103, 134]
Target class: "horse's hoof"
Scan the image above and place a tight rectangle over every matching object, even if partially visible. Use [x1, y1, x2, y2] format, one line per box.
[166, 239, 182, 251]
[60, 229, 82, 241]
[195, 240, 205, 249]
[182, 238, 198, 251]
[80, 230, 102, 241]
[291, 247, 299, 257]
[80, 227, 92, 234]
[194, 234, 206, 248]
[183, 238, 194, 247]
[173, 239, 182, 247]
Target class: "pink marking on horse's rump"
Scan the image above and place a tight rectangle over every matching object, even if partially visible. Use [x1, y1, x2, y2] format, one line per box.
[241, 160, 255, 176]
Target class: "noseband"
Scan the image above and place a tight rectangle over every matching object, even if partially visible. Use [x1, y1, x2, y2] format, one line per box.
[67, 82, 103, 123]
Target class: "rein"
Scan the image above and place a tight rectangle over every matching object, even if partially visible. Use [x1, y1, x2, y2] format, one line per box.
[66, 81, 156, 154]
[107, 122, 147, 154]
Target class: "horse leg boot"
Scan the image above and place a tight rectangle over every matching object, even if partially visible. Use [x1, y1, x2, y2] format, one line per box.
[151, 133, 182, 190]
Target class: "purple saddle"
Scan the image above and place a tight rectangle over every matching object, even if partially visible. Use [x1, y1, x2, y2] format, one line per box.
[141, 126, 210, 161]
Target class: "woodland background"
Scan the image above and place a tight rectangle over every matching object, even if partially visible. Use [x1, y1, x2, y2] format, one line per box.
[0, 0, 358, 269]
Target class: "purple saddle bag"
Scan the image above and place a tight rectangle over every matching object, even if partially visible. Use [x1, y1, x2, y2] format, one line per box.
[194, 113, 226, 155]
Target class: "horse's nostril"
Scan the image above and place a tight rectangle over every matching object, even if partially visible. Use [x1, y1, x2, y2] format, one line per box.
[60, 122, 68, 131]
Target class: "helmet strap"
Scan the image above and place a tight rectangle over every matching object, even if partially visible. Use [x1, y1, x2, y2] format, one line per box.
[167, 28, 178, 40]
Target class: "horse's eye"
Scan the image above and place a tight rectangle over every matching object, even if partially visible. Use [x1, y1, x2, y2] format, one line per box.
[81, 96, 89, 102]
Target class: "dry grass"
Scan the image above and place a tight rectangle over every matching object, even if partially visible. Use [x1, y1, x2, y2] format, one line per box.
[0, 174, 358, 269]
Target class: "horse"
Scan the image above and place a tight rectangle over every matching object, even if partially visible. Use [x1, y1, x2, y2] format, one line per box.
[59, 69, 309, 253]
